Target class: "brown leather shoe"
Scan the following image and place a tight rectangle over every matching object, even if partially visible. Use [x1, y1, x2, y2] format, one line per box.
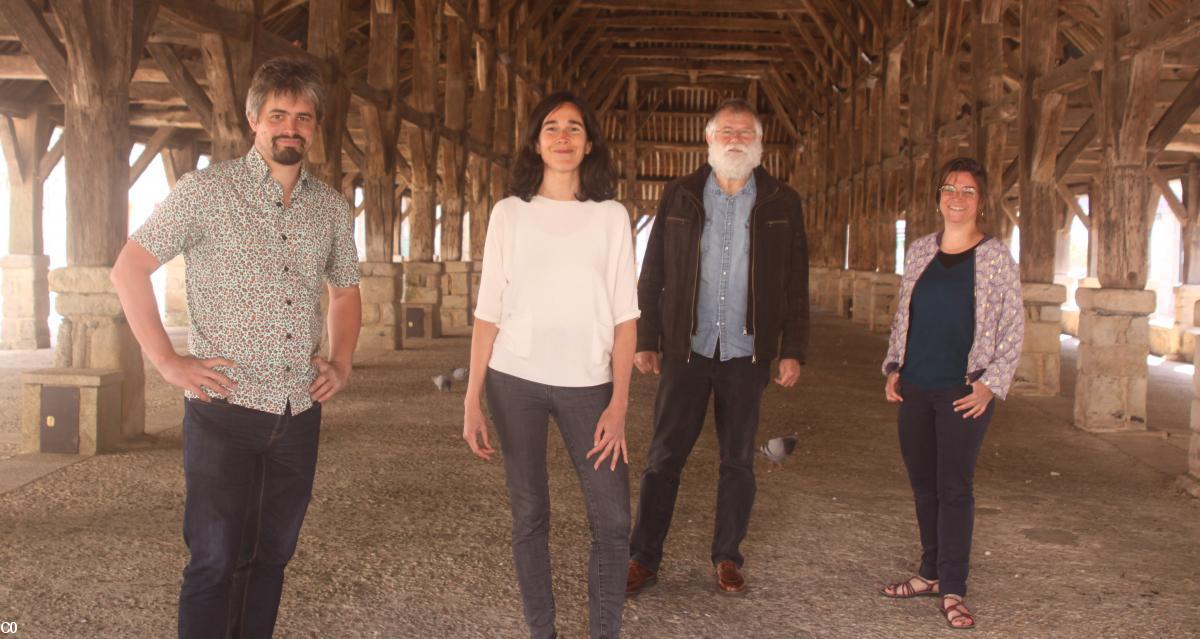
[715, 560, 746, 594]
[625, 559, 657, 596]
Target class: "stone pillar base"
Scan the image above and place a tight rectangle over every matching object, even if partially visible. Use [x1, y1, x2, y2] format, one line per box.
[835, 270, 854, 318]
[1073, 287, 1154, 432]
[163, 256, 188, 327]
[403, 262, 444, 340]
[868, 273, 901, 333]
[358, 261, 402, 351]
[811, 266, 830, 312]
[1183, 329, 1200, 498]
[850, 270, 874, 325]
[440, 261, 476, 334]
[21, 368, 123, 455]
[1, 254, 51, 349]
[47, 266, 145, 441]
[1012, 283, 1066, 396]
[1171, 285, 1200, 361]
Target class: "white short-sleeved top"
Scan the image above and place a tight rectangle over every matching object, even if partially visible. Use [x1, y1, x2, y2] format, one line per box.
[474, 195, 641, 387]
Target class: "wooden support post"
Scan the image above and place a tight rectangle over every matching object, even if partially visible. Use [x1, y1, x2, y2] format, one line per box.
[198, 0, 255, 161]
[38, 0, 154, 441]
[1076, 0, 1162, 432]
[406, 0, 439, 263]
[624, 77, 638, 220]
[0, 103, 51, 349]
[468, 0, 496, 262]
[972, 0, 1011, 242]
[158, 141, 198, 327]
[440, 10, 469, 263]
[1014, 0, 1067, 398]
[306, 0, 349, 187]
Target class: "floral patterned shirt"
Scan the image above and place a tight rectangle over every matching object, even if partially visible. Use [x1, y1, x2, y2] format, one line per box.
[131, 147, 360, 415]
[883, 232, 1024, 399]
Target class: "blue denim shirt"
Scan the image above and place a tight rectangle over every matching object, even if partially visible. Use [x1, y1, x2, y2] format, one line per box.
[691, 171, 756, 360]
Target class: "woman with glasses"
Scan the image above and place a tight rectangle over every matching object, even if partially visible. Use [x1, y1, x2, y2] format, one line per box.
[462, 91, 639, 639]
[879, 157, 1024, 630]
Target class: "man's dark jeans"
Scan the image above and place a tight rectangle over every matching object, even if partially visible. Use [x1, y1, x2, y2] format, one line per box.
[896, 378, 993, 597]
[630, 351, 771, 572]
[178, 398, 321, 639]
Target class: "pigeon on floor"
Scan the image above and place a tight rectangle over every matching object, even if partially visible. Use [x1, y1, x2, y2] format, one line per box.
[759, 433, 799, 466]
[433, 374, 452, 392]
[451, 367, 468, 381]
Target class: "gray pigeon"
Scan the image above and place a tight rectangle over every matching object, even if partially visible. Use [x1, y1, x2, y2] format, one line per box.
[433, 374, 451, 392]
[759, 433, 799, 466]
[451, 367, 469, 381]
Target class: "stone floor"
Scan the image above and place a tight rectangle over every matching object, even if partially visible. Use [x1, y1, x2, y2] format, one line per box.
[0, 313, 1198, 638]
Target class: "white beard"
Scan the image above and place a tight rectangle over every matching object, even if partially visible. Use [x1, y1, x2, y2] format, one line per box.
[707, 139, 763, 181]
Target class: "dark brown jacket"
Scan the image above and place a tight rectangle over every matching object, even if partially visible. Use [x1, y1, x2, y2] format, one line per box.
[636, 164, 810, 364]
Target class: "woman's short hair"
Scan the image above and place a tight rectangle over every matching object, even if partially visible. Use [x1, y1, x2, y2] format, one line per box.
[936, 156, 990, 215]
[245, 57, 326, 122]
[507, 91, 617, 202]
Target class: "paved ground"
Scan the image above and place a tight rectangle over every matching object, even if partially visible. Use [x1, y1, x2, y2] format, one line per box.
[1, 313, 1198, 638]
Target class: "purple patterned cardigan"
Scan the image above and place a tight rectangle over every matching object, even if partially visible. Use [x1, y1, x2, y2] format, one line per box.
[882, 233, 1025, 400]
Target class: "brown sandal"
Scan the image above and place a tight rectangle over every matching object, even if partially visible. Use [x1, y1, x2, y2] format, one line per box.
[940, 596, 976, 630]
[881, 575, 939, 598]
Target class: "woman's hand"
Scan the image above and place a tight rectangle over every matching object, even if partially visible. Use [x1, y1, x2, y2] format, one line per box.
[463, 399, 496, 461]
[952, 381, 994, 419]
[885, 372, 903, 402]
[587, 403, 629, 471]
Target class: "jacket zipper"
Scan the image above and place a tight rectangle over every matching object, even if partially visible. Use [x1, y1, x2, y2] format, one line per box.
[685, 191, 702, 363]
[746, 184, 782, 363]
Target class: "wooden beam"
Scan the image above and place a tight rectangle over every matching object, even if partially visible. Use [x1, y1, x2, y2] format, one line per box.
[760, 71, 801, 142]
[1057, 181, 1091, 230]
[158, 0, 252, 40]
[798, 0, 856, 75]
[1149, 164, 1187, 224]
[37, 133, 61, 181]
[1148, 67, 1200, 157]
[147, 43, 215, 135]
[0, 0, 68, 96]
[129, 127, 175, 187]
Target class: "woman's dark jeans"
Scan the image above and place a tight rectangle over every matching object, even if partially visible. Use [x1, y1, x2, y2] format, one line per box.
[178, 398, 321, 639]
[896, 379, 992, 597]
[485, 368, 630, 639]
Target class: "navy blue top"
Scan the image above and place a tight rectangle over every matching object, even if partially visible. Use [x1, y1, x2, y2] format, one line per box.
[900, 247, 976, 391]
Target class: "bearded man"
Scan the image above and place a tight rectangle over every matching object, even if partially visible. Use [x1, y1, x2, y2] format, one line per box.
[626, 98, 809, 595]
[112, 57, 361, 638]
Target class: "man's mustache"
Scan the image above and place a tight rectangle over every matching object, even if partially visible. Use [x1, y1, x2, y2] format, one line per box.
[272, 135, 304, 143]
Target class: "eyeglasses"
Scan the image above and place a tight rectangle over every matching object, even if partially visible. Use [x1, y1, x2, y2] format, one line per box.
[938, 184, 979, 199]
[715, 127, 758, 141]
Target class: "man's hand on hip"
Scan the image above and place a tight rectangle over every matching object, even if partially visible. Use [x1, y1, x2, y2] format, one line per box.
[310, 357, 351, 402]
[634, 351, 661, 375]
[157, 353, 237, 401]
[774, 358, 801, 387]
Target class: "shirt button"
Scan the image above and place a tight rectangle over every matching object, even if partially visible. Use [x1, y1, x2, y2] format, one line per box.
[286, 333, 293, 339]
[285, 299, 292, 306]
[281, 234, 288, 241]
[283, 266, 290, 273]
[285, 365, 291, 371]
[276, 201, 283, 207]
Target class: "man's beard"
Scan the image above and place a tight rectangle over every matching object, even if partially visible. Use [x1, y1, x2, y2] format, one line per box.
[707, 139, 763, 181]
[271, 135, 306, 165]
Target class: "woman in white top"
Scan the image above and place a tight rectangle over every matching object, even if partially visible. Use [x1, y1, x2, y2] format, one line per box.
[463, 92, 640, 639]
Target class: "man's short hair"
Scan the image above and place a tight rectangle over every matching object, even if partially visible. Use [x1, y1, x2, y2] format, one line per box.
[245, 57, 326, 122]
[705, 98, 764, 140]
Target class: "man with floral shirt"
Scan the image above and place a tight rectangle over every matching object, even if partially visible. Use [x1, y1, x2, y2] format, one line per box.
[111, 57, 361, 639]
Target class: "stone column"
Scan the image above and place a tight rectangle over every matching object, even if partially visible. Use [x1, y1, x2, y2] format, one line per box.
[868, 272, 901, 333]
[1174, 285, 1200, 361]
[1073, 287, 1154, 432]
[1180, 300, 1200, 498]
[850, 270, 874, 325]
[1013, 283, 1066, 396]
[808, 266, 827, 312]
[1, 255, 51, 349]
[357, 262, 402, 350]
[48, 267, 145, 441]
[440, 261, 475, 333]
[1, 104, 52, 349]
[401, 261, 444, 340]
[836, 270, 855, 319]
